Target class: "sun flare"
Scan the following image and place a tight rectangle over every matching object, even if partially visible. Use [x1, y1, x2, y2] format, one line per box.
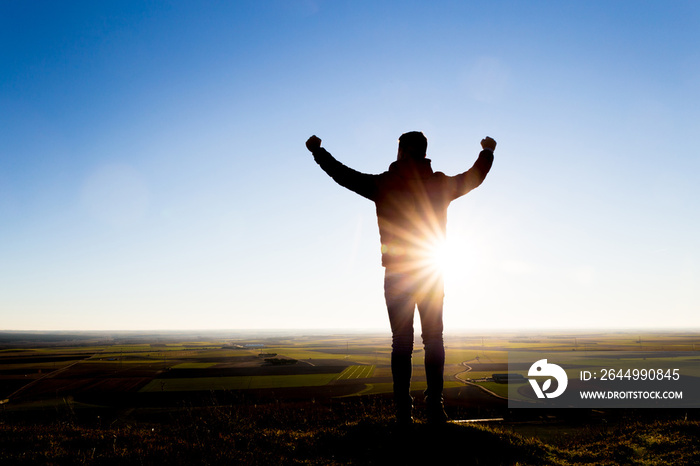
[429, 238, 451, 273]
[418, 233, 474, 288]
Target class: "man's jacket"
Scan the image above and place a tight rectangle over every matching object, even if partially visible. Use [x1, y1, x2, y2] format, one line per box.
[312, 148, 493, 270]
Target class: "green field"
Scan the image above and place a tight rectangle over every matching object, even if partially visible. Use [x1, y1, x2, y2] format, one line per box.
[171, 362, 218, 369]
[474, 381, 511, 398]
[140, 374, 340, 392]
[2, 330, 700, 408]
[337, 365, 375, 380]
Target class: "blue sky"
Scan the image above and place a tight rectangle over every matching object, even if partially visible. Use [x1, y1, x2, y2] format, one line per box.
[1, 1, 698, 331]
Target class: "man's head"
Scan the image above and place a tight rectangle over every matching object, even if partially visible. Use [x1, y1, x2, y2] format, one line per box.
[397, 131, 427, 161]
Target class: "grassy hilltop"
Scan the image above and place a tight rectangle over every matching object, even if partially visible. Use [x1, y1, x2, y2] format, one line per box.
[1, 330, 700, 464]
[1, 397, 699, 465]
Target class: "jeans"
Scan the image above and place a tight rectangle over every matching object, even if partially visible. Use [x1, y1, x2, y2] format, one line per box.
[384, 268, 445, 406]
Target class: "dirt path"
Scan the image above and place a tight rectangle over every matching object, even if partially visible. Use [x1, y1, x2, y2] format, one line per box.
[453, 360, 474, 382]
[453, 360, 508, 401]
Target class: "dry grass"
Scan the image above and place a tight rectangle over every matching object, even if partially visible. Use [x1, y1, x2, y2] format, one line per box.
[1, 398, 698, 465]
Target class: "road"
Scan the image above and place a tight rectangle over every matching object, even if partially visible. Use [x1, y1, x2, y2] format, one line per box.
[453, 359, 508, 401]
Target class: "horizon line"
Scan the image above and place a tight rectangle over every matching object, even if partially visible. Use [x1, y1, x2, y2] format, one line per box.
[2, 327, 700, 334]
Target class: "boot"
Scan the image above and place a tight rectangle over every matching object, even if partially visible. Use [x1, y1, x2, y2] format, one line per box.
[424, 342, 446, 424]
[426, 397, 448, 424]
[391, 354, 413, 424]
[395, 398, 414, 425]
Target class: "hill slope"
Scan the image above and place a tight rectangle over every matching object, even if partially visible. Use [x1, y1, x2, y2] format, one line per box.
[1, 398, 699, 465]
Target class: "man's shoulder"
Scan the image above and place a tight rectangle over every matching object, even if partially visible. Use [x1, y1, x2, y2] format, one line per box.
[429, 171, 449, 185]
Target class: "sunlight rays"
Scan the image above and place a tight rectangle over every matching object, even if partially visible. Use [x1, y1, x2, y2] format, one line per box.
[379, 207, 473, 305]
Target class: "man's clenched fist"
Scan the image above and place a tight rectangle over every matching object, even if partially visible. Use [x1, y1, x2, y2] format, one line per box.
[480, 136, 497, 152]
[306, 135, 322, 152]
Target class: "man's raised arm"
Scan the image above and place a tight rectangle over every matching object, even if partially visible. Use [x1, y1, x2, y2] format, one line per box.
[306, 135, 378, 201]
[448, 136, 496, 199]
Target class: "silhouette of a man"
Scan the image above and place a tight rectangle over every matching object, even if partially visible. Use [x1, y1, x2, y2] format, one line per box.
[306, 132, 495, 423]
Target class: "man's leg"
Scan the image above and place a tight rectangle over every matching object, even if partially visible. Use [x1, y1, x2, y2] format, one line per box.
[417, 273, 447, 423]
[384, 270, 416, 423]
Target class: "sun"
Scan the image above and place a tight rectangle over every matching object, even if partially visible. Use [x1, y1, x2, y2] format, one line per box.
[419, 233, 473, 286]
[379, 203, 476, 291]
[427, 237, 450, 274]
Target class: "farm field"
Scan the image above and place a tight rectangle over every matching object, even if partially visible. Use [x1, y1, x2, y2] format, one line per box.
[1, 329, 699, 412]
